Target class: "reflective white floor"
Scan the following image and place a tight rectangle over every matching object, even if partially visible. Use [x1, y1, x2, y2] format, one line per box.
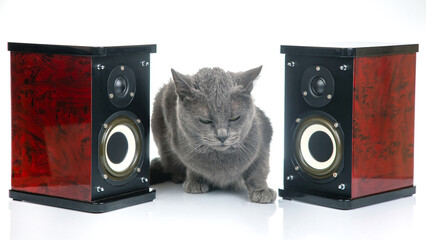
[4, 181, 426, 240]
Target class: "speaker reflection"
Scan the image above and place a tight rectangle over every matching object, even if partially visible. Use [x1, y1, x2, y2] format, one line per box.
[279, 196, 415, 240]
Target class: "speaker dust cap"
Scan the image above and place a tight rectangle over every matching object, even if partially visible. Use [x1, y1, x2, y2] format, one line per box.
[292, 112, 344, 183]
[301, 65, 335, 108]
[107, 65, 136, 108]
[99, 111, 144, 185]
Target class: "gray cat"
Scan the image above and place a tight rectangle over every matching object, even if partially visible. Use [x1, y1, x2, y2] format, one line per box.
[150, 66, 276, 203]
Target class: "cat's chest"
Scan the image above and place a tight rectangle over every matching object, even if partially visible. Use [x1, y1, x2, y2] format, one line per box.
[185, 150, 254, 177]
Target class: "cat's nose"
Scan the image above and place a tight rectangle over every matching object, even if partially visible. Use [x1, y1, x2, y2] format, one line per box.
[218, 135, 228, 143]
[217, 128, 228, 143]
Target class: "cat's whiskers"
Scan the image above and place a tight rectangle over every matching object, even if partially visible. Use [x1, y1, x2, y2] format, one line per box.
[236, 140, 258, 158]
[159, 135, 205, 160]
[176, 137, 205, 152]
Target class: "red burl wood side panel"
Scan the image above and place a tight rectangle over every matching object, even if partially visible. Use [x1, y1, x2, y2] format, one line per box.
[352, 54, 416, 199]
[11, 52, 93, 202]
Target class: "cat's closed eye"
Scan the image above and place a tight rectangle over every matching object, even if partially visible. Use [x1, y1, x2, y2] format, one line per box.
[229, 116, 241, 122]
[199, 118, 213, 124]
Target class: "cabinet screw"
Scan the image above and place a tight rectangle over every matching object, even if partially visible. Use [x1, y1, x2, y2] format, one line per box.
[97, 64, 105, 70]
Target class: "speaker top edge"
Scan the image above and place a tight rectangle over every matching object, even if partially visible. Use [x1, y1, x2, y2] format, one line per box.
[280, 43, 419, 57]
[8, 42, 157, 56]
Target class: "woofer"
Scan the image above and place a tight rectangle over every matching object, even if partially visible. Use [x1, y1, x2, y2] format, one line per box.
[292, 112, 344, 182]
[99, 111, 144, 184]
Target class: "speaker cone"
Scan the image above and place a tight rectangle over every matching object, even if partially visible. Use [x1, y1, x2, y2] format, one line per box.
[99, 111, 143, 184]
[311, 77, 326, 96]
[292, 112, 344, 182]
[114, 76, 128, 97]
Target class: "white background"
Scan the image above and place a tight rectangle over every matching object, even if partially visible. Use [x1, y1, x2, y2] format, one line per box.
[0, 0, 425, 239]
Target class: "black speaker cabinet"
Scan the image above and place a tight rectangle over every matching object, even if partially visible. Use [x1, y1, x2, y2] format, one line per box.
[9, 42, 156, 213]
[279, 44, 418, 209]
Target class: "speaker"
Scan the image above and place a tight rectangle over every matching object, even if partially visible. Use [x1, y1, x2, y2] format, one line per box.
[9, 42, 156, 213]
[279, 44, 418, 209]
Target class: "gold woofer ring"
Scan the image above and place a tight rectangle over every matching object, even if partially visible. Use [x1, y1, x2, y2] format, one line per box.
[99, 116, 142, 181]
[293, 114, 343, 180]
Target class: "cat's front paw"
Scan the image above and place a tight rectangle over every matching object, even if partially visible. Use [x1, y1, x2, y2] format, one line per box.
[249, 188, 277, 204]
[171, 173, 185, 183]
[183, 180, 210, 194]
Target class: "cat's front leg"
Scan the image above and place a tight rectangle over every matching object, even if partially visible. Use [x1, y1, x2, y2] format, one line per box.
[244, 161, 277, 204]
[183, 169, 210, 194]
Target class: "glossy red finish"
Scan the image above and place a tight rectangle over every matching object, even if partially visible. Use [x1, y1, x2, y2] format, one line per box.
[352, 54, 416, 198]
[11, 52, 93, 202]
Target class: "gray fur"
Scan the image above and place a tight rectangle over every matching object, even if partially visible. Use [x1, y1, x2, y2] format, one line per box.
[150, 66, 276, 203]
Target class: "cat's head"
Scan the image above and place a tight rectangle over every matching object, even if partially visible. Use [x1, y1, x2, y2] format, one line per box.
[171, 66, 262, 150]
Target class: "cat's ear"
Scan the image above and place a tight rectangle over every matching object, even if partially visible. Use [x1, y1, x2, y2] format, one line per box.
[171, 68, 195, 101]
[236, 66, 262, 94]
